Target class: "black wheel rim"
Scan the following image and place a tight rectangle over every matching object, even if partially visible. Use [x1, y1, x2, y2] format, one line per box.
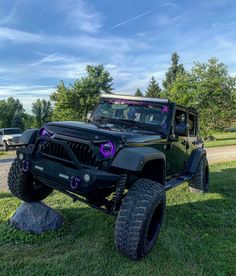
[146, 202, 164, 246]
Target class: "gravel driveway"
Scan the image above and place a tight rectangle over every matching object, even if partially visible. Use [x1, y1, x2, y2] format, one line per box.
[1, 145, 236, 191]
[0, 158, 14, 191]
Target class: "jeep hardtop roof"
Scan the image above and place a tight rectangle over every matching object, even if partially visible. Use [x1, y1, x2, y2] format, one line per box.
[101, 93, 169, 104]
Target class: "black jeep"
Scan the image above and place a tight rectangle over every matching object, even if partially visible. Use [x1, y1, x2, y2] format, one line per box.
[8, 94, 209, 260]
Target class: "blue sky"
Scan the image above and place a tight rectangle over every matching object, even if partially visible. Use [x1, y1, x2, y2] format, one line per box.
[0, 0, 236, 112]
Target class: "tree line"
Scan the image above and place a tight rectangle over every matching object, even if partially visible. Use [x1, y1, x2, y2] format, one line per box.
[0, 54, 235, 135]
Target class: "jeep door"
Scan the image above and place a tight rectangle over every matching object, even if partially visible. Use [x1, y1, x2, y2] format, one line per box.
[187, 111, 201, 155]
[165, 108, 188, 176]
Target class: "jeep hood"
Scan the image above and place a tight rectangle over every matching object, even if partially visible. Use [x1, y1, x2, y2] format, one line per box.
[45, 121, 165, 144]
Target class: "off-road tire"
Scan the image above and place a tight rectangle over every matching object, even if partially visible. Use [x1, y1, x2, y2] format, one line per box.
[115, 178, 166, 260]
[189, 155, 209, 193]
[3, 141, 9, 151]
[8, 159, 53, 202]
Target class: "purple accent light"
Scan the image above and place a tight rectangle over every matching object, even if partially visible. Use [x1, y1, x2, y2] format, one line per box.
[22, 160, 31, 172]
[100, 141, 116, 158]
[161, 106, 169, 112]
[39, 127, 51, 137]
[70, 176, 81, 189]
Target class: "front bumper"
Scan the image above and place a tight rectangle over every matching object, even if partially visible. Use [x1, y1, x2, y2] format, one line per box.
[7, 141, 24, 146]
[16, 144, 120, 196]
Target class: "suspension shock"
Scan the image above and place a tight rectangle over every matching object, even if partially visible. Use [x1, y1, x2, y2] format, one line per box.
[113, 174, 127, 211]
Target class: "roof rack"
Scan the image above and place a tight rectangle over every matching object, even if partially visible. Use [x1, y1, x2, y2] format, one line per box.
[101, 93, 169, 104]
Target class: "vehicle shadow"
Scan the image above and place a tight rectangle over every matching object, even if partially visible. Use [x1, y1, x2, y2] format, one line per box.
[56, 165, 236, 238]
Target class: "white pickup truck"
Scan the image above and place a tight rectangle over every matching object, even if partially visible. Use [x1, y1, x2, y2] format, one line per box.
[0, 128, 24, 151]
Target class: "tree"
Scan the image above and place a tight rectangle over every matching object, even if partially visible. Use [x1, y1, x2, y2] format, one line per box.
[145, 76, 162, 98]
[0, 97, 24, 128]
[32, 99, 53, 128]
[51, 65, 113, 121]
[22, 113, 34, 130]
[135, 88, 143, 97]
[192, 58, 236, 133]
[11, 113, 25, 130]
[167, 58, 236, 134]
[163, 52, 185, 92]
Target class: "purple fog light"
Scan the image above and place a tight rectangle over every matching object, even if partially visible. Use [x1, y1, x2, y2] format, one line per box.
[100, 141, 116, 158]
[39, 127, 51, 137]
[70, 176, 81, 189]
[22, 160, 31, 172]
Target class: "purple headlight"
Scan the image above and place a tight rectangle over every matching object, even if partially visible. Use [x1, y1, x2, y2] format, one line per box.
[100, 141, 116, 158]
[39, 127, 51, 137]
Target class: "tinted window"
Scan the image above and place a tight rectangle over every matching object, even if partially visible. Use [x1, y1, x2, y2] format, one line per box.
[188, 113, 196, 136]
[175, 109, 187, 125]
[3, 129, 22, 135]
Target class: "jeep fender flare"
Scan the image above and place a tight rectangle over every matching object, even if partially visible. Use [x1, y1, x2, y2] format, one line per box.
[20, 129, 39, 145]
[111, 147, 166, 172]
[186, 148, 207, 174]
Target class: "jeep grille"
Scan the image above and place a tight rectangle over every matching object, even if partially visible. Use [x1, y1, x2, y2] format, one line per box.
[40, 140, 98, 167]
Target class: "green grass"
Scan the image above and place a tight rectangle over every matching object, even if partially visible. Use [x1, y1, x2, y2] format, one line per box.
[0, 150, 16, 159]
[0, 161, 236, 275]
[205, 132, 236, 148]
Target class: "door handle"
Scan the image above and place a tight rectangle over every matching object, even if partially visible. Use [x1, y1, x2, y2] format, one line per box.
[181, 140, 189, 149]
[181, 140, 188, 146]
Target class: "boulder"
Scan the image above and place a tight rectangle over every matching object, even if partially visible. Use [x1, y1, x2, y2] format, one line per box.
[9, 202, 64, 234]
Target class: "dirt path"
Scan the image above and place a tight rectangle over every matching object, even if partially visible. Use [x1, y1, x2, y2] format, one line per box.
[0, 146, 236, 191]
[206, 145, 236, 164]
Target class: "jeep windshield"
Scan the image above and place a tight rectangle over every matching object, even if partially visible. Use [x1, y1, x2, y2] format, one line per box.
[91, 99, 171, 135]
[4, 129, 22, 135]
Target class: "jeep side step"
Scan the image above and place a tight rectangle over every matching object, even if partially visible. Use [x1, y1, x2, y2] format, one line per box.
[164, 174, 193, 191]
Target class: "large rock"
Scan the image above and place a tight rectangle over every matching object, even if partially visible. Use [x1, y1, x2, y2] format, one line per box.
[9, 202, 64, 234]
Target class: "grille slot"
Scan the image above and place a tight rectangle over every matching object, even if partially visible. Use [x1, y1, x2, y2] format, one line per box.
[40, 140, 98, 167]
[13, 137, 20, 143]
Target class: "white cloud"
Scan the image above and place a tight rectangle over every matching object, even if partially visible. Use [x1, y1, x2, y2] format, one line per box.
[0, 85, 54, 113]
[212, 21, 236, 28]
[58, 0, 103, 34]
[0, 27, 42, 43]
[0, 0, 21, 25]
[111, 7, 159, 30]
[0, 26, 133, 56]
[111, 2, 181, 30]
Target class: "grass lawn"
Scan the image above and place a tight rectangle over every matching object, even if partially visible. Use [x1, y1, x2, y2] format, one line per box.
[0, 161, 235, 275]
[0, 150, 16, 159]
[205, 132, 236, 148]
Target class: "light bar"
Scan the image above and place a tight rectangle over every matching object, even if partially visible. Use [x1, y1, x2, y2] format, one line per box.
[100, 93, 169, 104]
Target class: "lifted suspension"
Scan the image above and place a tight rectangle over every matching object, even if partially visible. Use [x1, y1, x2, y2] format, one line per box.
[113, 174, 127, 211]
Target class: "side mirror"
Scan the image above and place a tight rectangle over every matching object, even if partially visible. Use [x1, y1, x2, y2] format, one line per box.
[175, 124, 188, 136]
